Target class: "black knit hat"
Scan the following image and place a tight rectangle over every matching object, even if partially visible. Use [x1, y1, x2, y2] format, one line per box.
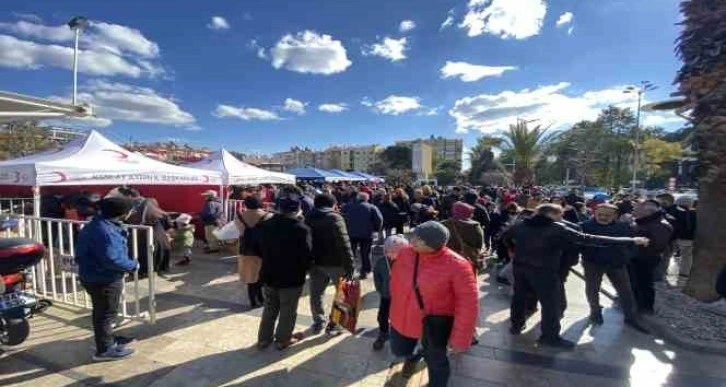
[98, 197, 134, 219]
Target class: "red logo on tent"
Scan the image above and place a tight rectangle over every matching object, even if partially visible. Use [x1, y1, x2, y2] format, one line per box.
[103, 149, 130, 160]
[51, 172, 68, 183]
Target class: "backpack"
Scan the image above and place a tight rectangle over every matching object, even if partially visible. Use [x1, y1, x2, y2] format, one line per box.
[239, 214, 270, 257]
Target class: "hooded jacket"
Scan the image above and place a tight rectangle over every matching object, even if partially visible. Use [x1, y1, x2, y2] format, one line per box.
[305, 208, 354, 273]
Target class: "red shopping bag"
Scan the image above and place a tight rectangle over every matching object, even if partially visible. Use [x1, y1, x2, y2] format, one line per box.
[329, 278, 362, 334]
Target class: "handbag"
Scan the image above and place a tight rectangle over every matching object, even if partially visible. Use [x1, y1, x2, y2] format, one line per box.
[413, 254, 454, 348]
[329, 278, 362, 334]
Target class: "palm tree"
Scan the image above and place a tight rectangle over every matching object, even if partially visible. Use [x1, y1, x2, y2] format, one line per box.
[676, 0, 726, 301]
[499, 120, 555, 186]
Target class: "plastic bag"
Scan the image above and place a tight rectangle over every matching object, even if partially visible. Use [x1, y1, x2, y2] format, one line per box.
[212, 222, 240, 241]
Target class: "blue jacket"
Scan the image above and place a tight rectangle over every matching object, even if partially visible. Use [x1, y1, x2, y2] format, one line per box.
[580, 219, 634, 266]
[373, 255, 392, 299]
[76, 217, 137, 284]
[201, 198, 225, 226]
[342, 201, 383, 239]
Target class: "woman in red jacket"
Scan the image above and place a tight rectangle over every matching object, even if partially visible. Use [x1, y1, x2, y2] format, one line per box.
[389, 221, 479, 387]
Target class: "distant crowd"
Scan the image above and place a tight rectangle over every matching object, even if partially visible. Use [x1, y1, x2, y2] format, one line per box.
[65, 181, 698, 386]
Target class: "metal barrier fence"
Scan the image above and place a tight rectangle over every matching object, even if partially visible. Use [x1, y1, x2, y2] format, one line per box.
[0, 197, 35, 216]
[4, 216, 157, 324]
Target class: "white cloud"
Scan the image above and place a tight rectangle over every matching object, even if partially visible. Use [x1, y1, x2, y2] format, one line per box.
[460, 0, 547, 39]
[399, 20, 417, 32]
[268, 30, 351, 75]
[440, 61, 517, 82]
[43, 115, 114, 129]
[448, 82, 670, 134]
[0, 19, 163, 77]
[213, 105, 281, 121]
[420, 107, 442, 116]
[362, 37, 408, 62]
[440, 9, 456, 30]
[556, 12, 574, 27]
[567, 26, 574, 36]
[207, 16, 230, 30]
[318, 103, 348, 113]
[12, 13, 43, 24]
[283, 98, 306, 115]
[50, 80, 196, 128]
[0, 35, 153, 77]
[370, 95, 422, 115]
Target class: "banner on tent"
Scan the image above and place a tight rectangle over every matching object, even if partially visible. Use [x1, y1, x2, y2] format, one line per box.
[4, 216, 157, 324]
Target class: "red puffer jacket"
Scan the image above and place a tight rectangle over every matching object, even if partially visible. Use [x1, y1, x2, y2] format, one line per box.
[389, 245, 479, 351]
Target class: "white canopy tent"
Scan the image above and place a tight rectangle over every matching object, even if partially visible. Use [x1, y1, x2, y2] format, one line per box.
[0, 130, 223, 187]
[0, 130, 223, 216]
[0, 91, 92, 124]
[187, 149, 295, 185]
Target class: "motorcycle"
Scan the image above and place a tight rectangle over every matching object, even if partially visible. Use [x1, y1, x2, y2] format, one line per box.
[0, 235, 51, 346]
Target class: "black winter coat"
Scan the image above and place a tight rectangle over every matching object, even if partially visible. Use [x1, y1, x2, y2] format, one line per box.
[633, 212, 673, 259]
[377, 201, 402, 227]
[259, 214, 313, 288]
[511, 215, 635, 271]
[580, 219, 634, 267]
[305, 208, 354, 273]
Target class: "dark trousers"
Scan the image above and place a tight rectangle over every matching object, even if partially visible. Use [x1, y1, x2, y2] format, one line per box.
[350, 237, 373, 274]
[83, 280, 123, 355]
[583, 261, 636, 320]
[377, 297, 391, 336]
[511, 266, 562, 341]
[258, 286, 303, 343]
[559, 265, 571, 317]
[390, 328, 449, 387]
[248, 282, 264, 307]
[629, 256, 660, 313]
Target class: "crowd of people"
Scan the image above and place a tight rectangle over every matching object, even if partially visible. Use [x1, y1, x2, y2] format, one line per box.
[71, 181, 698, 386]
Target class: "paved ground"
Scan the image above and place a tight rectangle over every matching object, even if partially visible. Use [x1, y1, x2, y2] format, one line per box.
[3, 248, 726, 387]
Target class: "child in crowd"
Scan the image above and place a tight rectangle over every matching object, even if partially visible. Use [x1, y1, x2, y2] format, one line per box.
[172, 214, 195, 266]
[372, 235, 409, 350]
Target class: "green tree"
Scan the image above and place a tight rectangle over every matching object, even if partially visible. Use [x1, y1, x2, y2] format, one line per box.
[435, 160, 461, 186]
[640, 138, 682, 180]
[499, 121, 555, 186]
[676, 0, 726, 301]
[380, 145, 412, 170]
[0, 121, 56, 160]
[468, 136, 502, 184]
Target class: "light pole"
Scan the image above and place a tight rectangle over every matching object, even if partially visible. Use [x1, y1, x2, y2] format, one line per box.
[68, 16, 89, 106]
[624, 81, 657, 190]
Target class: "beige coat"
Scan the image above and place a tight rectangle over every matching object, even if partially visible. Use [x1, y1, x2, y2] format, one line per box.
[235, 209, 269, 284]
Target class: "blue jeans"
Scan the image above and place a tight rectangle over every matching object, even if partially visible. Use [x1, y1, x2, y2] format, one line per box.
[390, 328, 450, 387]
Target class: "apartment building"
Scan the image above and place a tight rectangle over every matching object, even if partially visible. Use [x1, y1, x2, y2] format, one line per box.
[396, 136, 463, 167]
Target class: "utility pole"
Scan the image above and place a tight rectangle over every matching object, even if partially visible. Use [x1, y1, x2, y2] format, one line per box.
[624, 81, 657, 190]
[67, 17, 88, 106]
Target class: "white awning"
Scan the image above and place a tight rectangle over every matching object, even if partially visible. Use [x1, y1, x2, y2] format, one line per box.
[0, 91, 92, 124]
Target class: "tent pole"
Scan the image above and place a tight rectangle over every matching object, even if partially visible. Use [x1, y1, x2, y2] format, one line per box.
[32, 186, 41, 217]
[220, 184, 227, 220]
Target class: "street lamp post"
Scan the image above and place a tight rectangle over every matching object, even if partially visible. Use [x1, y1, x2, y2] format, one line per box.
[67, 17, 89, 106]
[624, 81, 657, 190]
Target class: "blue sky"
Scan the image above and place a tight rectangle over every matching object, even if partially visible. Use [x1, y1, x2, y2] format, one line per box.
[0, 0, 686, 157]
